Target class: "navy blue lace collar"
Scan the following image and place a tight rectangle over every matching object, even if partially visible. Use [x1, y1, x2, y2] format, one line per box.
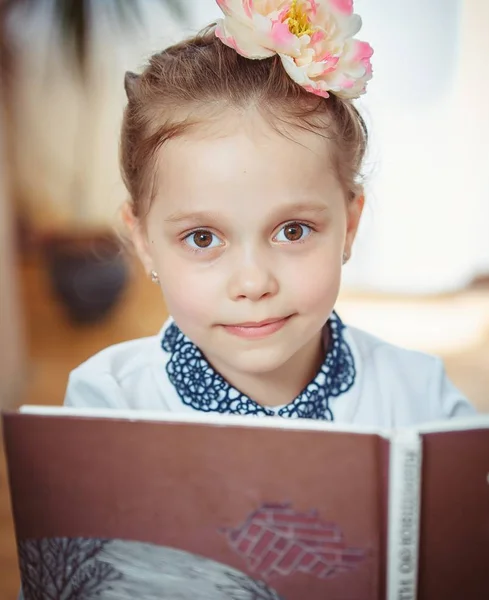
[161, 312, 355, 421]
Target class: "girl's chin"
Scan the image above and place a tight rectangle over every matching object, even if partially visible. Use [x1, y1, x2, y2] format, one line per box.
[209, 347, 297, 377]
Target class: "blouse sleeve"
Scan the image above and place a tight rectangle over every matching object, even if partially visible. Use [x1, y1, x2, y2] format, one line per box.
[429, 358, 477, 419]
[63, 368, 124, 409]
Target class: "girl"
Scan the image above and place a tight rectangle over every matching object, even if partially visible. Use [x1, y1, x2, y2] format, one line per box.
[64, 0, 475, 425]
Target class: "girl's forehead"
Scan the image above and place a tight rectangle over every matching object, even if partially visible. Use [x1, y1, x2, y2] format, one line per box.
[155, 113, 336, 194]
[150, 119, 343, 224]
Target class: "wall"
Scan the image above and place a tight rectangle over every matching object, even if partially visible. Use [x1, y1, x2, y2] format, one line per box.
[0, 89, 25, 409]
[344, 0, 489, 292]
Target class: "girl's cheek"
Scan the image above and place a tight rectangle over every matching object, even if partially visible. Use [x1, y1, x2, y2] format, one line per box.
[298, 270, 340, 311]
[283, 249, 341, 311]
[161, 269, 221, 323]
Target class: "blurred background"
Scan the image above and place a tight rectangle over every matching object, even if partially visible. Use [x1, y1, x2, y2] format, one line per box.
[0, 0, 488, 597]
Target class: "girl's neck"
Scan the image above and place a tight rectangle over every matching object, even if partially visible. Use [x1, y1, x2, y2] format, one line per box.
[208, 329, 327, 408]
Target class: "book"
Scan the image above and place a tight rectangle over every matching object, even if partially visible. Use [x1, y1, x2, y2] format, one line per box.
[2, 406, 489, 600]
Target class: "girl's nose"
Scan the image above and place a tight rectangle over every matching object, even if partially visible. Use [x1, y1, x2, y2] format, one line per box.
[227, 257, 279, 302]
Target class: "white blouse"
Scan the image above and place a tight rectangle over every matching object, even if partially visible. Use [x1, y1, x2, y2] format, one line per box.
[64, 313, 475, 427]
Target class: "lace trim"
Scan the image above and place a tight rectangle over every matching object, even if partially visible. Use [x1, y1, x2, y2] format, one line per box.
[161, 312, 355, 420]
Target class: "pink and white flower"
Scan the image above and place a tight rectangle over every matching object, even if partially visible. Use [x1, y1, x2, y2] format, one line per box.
[215, 0, 373, 99]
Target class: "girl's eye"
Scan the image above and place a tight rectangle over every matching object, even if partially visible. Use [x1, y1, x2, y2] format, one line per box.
[184, 230, 223, 250]
[274, 222, 312, 243]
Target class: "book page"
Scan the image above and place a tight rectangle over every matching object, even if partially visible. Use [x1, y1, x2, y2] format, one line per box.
[18, 404, 389, 436]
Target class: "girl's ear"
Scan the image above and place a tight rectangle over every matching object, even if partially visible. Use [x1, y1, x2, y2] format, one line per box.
[344, 192, 365, 257]
[121, 202, 155, 276]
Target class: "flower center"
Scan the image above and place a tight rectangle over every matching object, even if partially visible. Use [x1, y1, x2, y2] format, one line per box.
[285, 0, 314, 37]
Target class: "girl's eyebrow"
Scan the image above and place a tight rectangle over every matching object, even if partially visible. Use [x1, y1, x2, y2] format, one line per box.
[165, 201, 329, 225]
[271, 201, 330, 216]
[164, 210, 220, 225]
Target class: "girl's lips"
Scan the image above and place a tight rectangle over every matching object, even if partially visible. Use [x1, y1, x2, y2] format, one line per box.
[222, 316, 292, 339]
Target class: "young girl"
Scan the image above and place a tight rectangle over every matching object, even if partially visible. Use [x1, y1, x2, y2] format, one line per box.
[64, 0, 475, 426]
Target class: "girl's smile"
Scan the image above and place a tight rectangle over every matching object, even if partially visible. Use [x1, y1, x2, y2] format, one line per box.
[220, 314, 294, 339]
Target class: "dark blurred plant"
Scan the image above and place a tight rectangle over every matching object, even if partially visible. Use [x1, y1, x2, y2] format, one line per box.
[0, 1, 188, 321]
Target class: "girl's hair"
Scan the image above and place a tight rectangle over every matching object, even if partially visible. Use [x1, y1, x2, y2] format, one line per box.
[120, 26, 368, 219]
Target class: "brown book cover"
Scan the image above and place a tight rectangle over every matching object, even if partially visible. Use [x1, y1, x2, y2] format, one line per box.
[417, 427, 489, 599]
[1, 408, 488, 600]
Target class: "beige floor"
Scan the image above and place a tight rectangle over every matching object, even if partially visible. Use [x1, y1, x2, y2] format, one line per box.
[0, 257, 488, 599]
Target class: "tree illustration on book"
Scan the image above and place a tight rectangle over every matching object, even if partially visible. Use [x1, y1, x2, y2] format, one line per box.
[18, 538, 121, 599]
[18, 538, 284, 600]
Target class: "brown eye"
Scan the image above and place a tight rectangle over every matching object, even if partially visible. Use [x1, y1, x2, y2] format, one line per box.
[275, 222, 312, 243]
[193, 231, 212, 248]
[184, 230, 222, 250]
[284, 224, 303, 241]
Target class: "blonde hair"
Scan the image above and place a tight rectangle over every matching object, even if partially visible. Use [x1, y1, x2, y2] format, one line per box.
[120, 26, 368, 218]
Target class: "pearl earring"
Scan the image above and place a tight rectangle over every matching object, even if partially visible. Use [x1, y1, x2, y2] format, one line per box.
[150, 270, 159, 283]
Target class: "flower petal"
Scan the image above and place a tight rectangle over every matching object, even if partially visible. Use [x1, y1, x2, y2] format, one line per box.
[216, 18, 275, 58]
[329, 0, 354, 16]
[269, 19, 301, 55]
[279, 52, 330, 96]
[279, 53, 312, 86]
[216, 0, 257, 26]
[335, 13, 362, 39]
[216, 0, 232, 16]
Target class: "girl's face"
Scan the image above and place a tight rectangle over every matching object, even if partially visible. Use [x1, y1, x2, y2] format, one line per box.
[130, 111, 363, 379]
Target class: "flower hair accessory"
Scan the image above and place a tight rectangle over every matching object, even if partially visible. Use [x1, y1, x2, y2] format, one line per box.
[215, 0, 373, 99]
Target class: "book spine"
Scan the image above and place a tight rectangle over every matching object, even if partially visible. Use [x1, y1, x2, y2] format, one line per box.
[386, 430, 422, 600]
